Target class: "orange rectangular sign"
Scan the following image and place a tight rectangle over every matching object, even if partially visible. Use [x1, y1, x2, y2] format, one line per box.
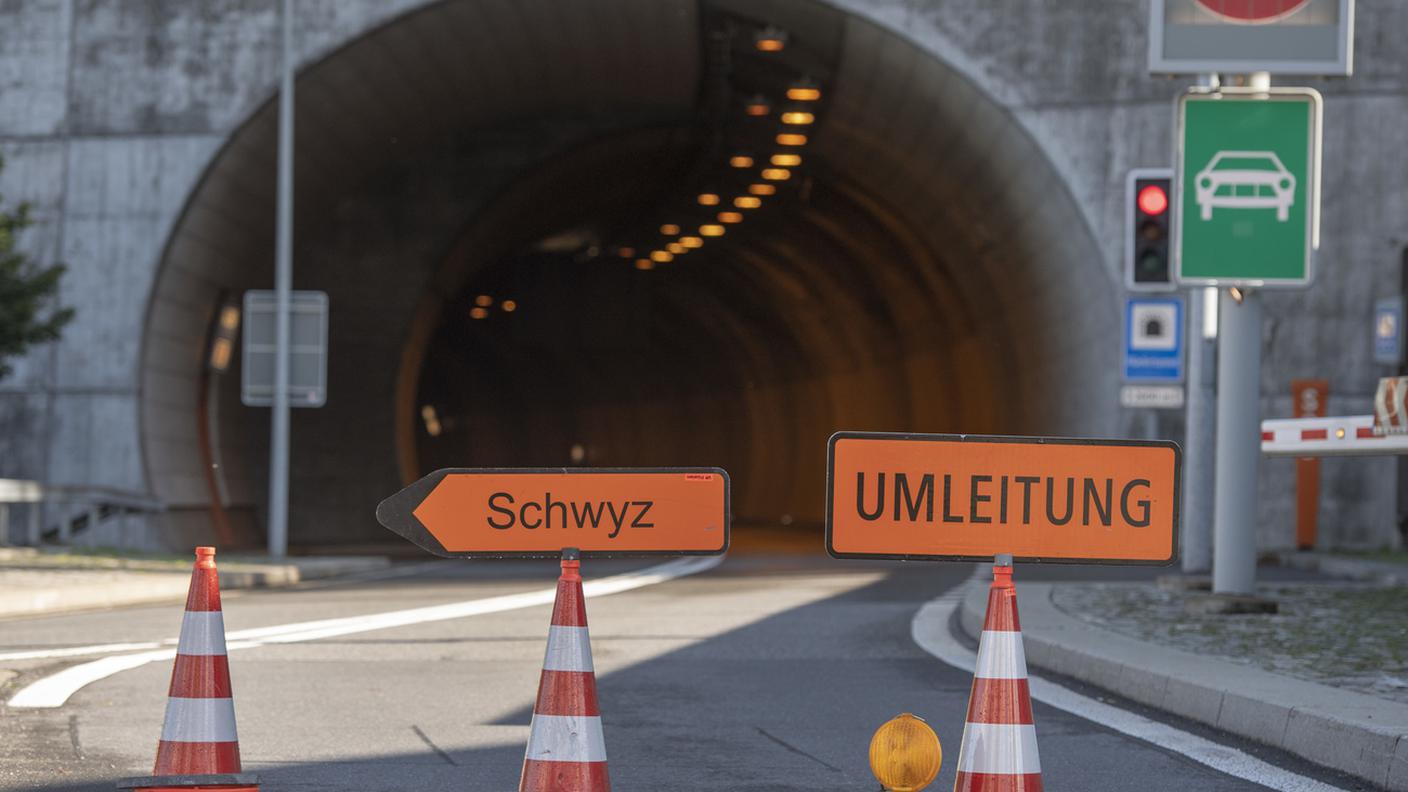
[827, 432, 1179, 564]
[377, 467, 730, 558]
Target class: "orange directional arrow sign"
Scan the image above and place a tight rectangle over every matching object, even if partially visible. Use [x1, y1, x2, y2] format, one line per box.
[827, 432, 1180, 564]
[376, 467, 730, 558]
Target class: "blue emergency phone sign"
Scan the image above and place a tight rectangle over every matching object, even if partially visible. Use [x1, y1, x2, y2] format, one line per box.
[1375, 297, 1404, 366]
[1123, 296, 1185, 383]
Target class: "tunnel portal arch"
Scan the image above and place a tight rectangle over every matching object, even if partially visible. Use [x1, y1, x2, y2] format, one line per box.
[138, 0, 1115, 547]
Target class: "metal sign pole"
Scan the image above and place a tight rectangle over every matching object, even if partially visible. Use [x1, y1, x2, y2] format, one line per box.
[1211, 286, 1262, 595]
[1211, 71, 1271, 597]
[1181, 286, 1216, 574]
[267, 0, 294, 559]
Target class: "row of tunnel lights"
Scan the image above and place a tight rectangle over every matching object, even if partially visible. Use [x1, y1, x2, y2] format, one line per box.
[627, 27, 821, 272]
[468, 293, 516, 320]
[463, 27, 816, 324]
[441, 35, 810, 426]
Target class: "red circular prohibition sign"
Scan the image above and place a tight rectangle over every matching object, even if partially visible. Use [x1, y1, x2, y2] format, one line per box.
[1195, 0, 1312, 23]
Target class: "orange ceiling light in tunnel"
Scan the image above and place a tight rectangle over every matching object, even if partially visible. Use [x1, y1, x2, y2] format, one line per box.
[679, 236, 704, 248]
[761, 168, 791, 181]
[699, 224, 726, 237]
[698, 193, 721, 206]
[776, 133, 807, 146]
[730, 155, 755, 168]
[717, 211, 743, 224]
[753, 26, 787, 52]
[781, 111, 815, 125]
[787, 85, 821, 101]
[749, 183, 777, 196]
[735, 196, 762, 209]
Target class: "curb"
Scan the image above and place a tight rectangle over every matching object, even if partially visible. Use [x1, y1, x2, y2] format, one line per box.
[1275, 552, 1408, 586]
[0, 556, 391, 619]
[959, 582, 1408, 790]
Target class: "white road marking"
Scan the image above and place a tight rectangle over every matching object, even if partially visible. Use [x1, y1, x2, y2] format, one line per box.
[8, 556, 720, 709]
[0, 561, 448, 663]
[911, 582, 1353, 792]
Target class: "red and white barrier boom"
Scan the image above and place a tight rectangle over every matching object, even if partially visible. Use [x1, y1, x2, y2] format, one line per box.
[1262, 416, 1408, 457]
[1261, 378, 1408, 457]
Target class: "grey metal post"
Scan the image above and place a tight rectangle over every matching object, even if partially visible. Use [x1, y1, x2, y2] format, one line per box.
[27, 503, 40, 546]
[1182, 287, 1216, 573]
[0, 504, 8, 546]
[267, 0, 295, 558]
[1212, 288, 1262, 595]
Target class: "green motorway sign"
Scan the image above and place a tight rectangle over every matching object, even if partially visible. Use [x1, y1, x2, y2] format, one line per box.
[1174, 88, 1322, 288]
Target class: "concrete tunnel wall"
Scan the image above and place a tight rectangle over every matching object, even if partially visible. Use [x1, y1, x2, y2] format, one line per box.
[1, 0, 1403, 550]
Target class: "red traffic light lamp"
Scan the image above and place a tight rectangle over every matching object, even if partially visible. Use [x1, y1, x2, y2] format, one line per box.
[1126, 168, 1173, 291]
[1137, 183, 1169, 216]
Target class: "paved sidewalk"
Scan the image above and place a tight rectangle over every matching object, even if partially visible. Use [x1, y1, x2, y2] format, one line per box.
[953, 576, 1408, 791]
[0, 548, 390, 619]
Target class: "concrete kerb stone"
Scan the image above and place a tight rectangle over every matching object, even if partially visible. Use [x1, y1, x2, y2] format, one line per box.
[956, 581, 1408, 790]
[216, 555, 392, 588]
[0, 556, 391, 619]
[1391, 736, 1408, 790]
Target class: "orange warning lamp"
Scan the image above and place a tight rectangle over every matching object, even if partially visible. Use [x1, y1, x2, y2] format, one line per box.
[869, 713, 942, 792]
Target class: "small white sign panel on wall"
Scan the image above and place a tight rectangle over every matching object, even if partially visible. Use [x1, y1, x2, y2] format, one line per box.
[241, 290, 329, 408]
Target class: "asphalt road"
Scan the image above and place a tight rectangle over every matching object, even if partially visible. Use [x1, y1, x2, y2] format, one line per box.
[0, 552, 1360, 791]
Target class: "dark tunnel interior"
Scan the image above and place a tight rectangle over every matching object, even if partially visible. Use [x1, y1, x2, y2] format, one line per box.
[140, 0, 1114, 549]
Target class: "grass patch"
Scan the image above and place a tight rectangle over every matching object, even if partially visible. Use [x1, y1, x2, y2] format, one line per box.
[1054, 582, 1408, 703]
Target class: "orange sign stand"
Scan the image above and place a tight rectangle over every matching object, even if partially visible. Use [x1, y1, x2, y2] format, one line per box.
[1291, 379, 1328, 550]
[827, 432, 1180, 564]
[377, 467, 730, 558]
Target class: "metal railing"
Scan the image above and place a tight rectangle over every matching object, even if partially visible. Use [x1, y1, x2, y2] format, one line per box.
[0, 479, 165, 546]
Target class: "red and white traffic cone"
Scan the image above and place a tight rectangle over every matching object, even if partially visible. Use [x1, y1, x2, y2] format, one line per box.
[954, 556, 1042, 792]
[118, 547, 258, 792]
[519, 550, 611, 792]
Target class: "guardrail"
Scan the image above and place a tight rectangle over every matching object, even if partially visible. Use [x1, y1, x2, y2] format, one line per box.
[0, 479, 165, 546]
[1260, 415, 1408, 457]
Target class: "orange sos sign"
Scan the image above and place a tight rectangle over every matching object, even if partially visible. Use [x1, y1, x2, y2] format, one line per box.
[376, 468, 729, 558]
[827, 433, 1180, 564]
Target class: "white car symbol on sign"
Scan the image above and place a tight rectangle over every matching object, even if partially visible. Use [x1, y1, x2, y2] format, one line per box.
[1194, 150, 1295, 222]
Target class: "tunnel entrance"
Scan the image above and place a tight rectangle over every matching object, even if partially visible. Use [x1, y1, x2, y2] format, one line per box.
[140, 0, 1115, 550]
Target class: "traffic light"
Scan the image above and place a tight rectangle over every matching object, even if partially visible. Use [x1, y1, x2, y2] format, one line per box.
[1126, 168, 1173, 291]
